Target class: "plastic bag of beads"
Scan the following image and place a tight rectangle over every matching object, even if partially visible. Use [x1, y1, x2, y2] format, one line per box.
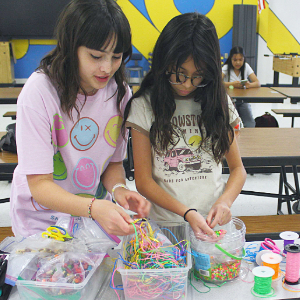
[56, 215, 120, 252]
[34, 252, 105, 296]
[4, 236, 88, 286]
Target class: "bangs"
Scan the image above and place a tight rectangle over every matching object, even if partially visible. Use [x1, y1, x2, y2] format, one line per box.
[77, 6, 131, 55]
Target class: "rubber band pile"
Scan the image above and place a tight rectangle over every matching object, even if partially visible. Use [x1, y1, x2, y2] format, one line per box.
[123, 219, 187, 269]
[118, 219, 189, 299]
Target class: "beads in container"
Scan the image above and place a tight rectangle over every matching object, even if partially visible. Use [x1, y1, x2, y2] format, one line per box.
[35, 253, 98, 296]
[190, 217, 246, 283]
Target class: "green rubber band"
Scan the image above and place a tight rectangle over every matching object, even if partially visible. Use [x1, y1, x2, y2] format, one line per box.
[215, 244, 245, 260]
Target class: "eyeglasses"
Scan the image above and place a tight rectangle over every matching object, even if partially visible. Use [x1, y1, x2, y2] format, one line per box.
[166, 71, 208, 87]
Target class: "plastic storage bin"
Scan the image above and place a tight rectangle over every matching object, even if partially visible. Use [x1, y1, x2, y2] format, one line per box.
[118, 221, 192, 300]
[190, 217, 246, 283]
[16, 254, 109, 300]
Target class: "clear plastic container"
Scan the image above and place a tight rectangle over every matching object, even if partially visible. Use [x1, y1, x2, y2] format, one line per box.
[190, 217, 246, 283]
[16, 253, 108, 300]
[117, 221, 192, 300]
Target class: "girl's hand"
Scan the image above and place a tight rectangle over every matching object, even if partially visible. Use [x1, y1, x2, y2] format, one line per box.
[185, 210, 216, 239]
[113, 187, 151, 218]
[92, 200, 136, 236]
[206, 201, 231, 228]
[244, 82, 251, 89]
[232, 81, 243, 89]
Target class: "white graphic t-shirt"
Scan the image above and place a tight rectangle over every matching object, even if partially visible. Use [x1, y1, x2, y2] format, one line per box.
[126, 93, 240, 222]
[10, 71, 130, 236]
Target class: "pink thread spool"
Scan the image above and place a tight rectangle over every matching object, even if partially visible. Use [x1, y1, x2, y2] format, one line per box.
[280, 231, 299, 254]
[284, 244, 300, 285]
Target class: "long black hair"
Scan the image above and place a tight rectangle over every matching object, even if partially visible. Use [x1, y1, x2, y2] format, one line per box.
[38, 0, 132, 118]
[224, 46, 246, 81]
[124, 13, 233, 163]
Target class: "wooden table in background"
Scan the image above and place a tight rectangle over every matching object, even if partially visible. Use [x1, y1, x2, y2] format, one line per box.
[0, 227, 13, 242]
[270, 87, 300, 104]
[271, 108, 300, 127]
[0, 87, 22, 104]
[3, 111, 16, 120]
[227, 87, 286, 103]
[238, 214, 300, 241]
[227, 128, 300, 215]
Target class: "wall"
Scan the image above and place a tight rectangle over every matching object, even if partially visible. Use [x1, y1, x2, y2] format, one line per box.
[8, 0, 300, 86]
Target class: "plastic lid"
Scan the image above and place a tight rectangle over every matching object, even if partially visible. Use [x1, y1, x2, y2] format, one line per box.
[252, 266, 275, 278]
[261, 252, 282, 264]
[279, 231, 299, 240]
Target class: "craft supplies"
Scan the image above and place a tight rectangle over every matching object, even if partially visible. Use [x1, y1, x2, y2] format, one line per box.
[16, 252, 106, 300]
[251, 266, 275, 298]
[256, 250, 272, 266]
[261, 238, 282, 255]
[42, 226, 73, 242]
[284, 243, 300, 285]
[190, 217, 245, 283]
[280, 231, 299, 254]
[117, 220, 192, 300]
[261, 252, 282, 280]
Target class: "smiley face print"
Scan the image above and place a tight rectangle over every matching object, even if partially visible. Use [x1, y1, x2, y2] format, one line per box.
[104, 115, 123, 148]
[70, 117, 99, 151]
[72, 157, 98, 191]
[53, 151, 67, 181]
[51, 114, 69, 148]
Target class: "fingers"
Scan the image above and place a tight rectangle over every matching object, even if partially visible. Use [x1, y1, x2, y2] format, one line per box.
[187, 211, 216, 238]
[116, 190, 151, 217]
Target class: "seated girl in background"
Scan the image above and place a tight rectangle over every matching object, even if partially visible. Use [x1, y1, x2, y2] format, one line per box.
[10, 0, 150, 237]
[222, 46, 261, 127]
[124, 13, 246, 237]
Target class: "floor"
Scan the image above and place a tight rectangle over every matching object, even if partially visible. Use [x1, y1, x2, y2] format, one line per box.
[1, 98, 299, 227]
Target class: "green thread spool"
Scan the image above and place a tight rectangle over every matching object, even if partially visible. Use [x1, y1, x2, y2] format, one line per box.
[251, 266, 275, 298]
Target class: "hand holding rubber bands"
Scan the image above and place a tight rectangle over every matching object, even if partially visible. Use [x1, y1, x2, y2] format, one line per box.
[123, 218, 188, 270]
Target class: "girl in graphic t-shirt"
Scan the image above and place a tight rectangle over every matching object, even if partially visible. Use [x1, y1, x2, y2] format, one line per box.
[124, 13, 246, 238]
[10, 0, 150, 237]
[222, 46, 261, 127]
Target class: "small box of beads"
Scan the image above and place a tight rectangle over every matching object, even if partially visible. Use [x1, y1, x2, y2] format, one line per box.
[189, 217, 246, 283]
[16, 252, 107, 300]
[117, 220, 192, 300]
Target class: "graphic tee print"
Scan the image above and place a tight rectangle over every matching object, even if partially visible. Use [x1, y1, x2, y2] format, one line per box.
[127, 94, 240, 222]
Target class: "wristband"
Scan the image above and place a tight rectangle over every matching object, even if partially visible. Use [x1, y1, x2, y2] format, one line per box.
[111, 183, 129, 202]
[183, 208, 197, 222]
[88, 198, 96, 219]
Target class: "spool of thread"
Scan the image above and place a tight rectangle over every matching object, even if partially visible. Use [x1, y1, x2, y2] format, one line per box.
[251, 266, 275, 297]
[261, 252, 282, 280]
[255, 250, 272, 266]
[284, 243, 300, 285]
[280, 231, 299, 254]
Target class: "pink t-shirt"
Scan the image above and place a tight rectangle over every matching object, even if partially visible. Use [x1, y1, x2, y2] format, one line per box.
[10, 72, 131, 237]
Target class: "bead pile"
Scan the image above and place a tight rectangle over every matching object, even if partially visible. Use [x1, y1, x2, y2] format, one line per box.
[35, 255, 95, 296]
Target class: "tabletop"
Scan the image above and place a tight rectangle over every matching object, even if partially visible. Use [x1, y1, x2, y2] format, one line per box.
[270, 87, 300, 98]
[237, 128, 300, 166]
[0, 87, 22, 104]
[271, 109, 300, 116]
[227, 87, 286, 103]
[8, 240, 300, 300]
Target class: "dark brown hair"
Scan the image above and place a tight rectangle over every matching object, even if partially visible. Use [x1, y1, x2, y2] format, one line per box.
[38, 0, 132, 118]
[124, 13, 233, 163]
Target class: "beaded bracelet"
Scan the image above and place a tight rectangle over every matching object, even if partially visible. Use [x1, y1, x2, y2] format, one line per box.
[88, 198, 96, 219]
[183, 208, 197, 222]
[111, 183, 129, 202]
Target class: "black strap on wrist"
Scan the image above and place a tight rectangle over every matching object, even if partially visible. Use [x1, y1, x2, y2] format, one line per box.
[183, 208, 197, 222]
